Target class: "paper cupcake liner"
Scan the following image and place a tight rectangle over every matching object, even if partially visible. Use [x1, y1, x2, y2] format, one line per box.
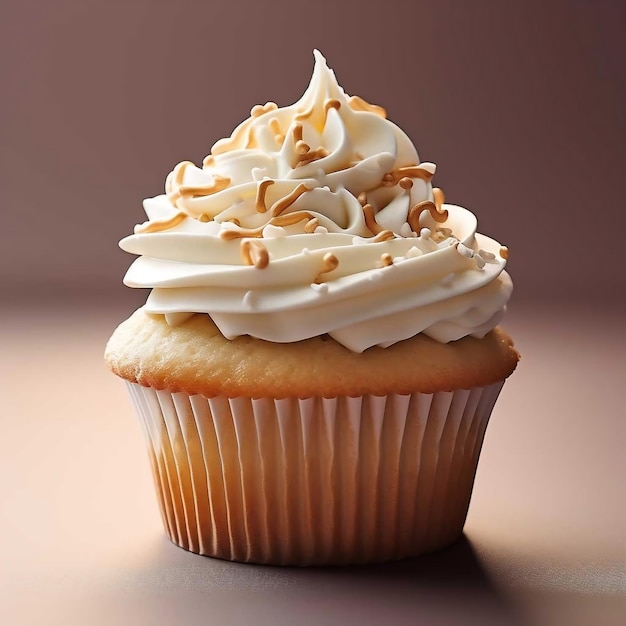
[126, 382, 504, 566]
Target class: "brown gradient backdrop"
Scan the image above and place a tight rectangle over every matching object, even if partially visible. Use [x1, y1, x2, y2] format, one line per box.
[1, 0, 625, 307]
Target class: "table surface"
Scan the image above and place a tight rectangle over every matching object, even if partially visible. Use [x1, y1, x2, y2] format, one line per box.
[1, 299, 624, 626]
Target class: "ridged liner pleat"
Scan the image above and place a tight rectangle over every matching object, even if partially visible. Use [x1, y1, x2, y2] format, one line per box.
[126, 382, 504, 566]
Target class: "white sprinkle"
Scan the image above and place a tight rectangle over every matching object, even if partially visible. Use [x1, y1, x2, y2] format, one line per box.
[310, 282, 329, 293]
[456, 243, 475, 258]
[479, 249, 496, 260]
[243, 291, 255, 308]
[419, 228, 432, 239]
[406, 246, 422, 258]
[475, 256, 486, 269]
[314, 225, 328, 234]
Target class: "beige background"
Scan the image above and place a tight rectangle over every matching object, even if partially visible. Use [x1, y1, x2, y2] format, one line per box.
[1, 0, 625, 307]
[1, 2, 625, 625]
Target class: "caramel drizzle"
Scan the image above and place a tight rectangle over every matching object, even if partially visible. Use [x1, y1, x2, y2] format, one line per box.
[134, 212, 186, 234]
[255, 179, 275, 213]
[241, 239, 269, 269]
[315, 252, 339, 283]
[408, 200, 449, 232]
[270, 183, 310, 216]
[348, 95, 387, 118]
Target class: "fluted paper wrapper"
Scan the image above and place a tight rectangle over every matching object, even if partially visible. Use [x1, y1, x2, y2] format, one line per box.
[127, 382, 504, 566]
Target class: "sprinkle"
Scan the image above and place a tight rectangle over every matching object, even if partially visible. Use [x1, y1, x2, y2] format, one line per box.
[292, 122, 304, 144]
[134, 212, 186, 234]
[310, 282, 329, 294]
[295, 140, 310, 155]
[270, 184, 310, 216]
[241, 239, 269, 269]
[324, 98, 341, 121]
[478, 249, 496, 260]
[363, 203, 384, 235]
[433, 187, 445, 211]
[371, 229, 395, 242]
[220, 226, 264, 240]
[255, 179, 275, 213]
[295, 147, 329, 168]
[357, 191, 368, 206]
[304, 217, 319, 233]
[270, 210, 312, 227]
[399, 177, 413, 190]
[475, 256, 486, 269]
[348, 95, 387, 118]
[500, 246, 509, 260]
[198, 213, 210, 223]
[419, 228, 432, 239]
[251, 102, 277, 117]
[378, 253, 393, 267]
[269, 118, 284, 145]
[409, 200, 448, 230]
[242, 291, 254, 308]
[382, 173, 395, 186]
[456, 243, 475, 258]
[314, 225, 328, 234]
[394, 164, 436, 182]
[314, 252, 339, 283]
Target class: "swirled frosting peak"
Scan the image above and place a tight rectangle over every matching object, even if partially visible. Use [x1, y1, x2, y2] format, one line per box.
[121, 50, 512, 352]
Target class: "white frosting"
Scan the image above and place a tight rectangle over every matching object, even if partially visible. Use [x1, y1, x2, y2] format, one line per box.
[120, 51, 512, 352]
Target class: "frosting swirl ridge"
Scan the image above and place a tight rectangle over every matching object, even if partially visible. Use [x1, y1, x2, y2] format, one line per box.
[121, 51, 512, 352]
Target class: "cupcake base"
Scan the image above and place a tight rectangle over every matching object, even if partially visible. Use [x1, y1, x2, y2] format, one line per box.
[127, 382, 503, 566]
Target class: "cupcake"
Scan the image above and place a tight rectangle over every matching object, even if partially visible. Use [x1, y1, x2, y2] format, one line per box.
[105, 50, 519, 566]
